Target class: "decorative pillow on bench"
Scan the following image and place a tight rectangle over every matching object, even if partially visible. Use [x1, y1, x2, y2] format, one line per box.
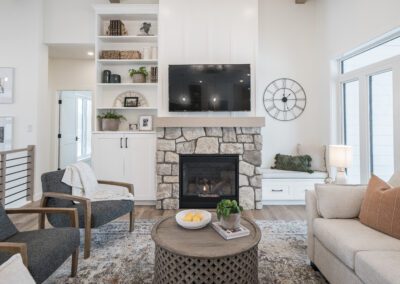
[359, 175, 400, 239]
[271, 154, 313, 173]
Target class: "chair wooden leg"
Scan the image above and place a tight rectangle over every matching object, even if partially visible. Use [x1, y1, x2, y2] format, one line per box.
[84, 225, 91, 259]
[71, 248, 79, 277]
[129, 210, 135, 232]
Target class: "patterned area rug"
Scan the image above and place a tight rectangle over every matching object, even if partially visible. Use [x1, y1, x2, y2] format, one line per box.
[45, 220, 326, 284]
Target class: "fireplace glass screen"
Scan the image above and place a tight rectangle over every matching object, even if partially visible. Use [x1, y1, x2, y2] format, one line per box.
[180, 154, 239, 208]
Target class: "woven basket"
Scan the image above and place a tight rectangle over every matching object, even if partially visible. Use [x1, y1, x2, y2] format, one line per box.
[100, 50, 120, 59]
[120, 50, 141, 59]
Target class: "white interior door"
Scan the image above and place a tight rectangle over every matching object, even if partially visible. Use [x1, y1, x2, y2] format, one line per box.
[58, 91, 92, 169]
[59, 91, 78, 169]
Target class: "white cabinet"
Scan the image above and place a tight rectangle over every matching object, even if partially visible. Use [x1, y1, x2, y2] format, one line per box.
[92, 133, 156, 202]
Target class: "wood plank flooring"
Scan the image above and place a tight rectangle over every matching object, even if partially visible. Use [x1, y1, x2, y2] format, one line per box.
[9, 203, 306, 232]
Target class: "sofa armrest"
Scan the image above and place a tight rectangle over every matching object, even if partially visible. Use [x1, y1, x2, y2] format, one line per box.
[305, 189, 320, 262]
[0, 243, 28, 267]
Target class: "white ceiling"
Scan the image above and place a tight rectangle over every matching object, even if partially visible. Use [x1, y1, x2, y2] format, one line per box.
[48, 44, 95, 60]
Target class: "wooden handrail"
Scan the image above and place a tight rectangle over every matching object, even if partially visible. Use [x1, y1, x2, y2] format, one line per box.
[0, 145, 35, 207]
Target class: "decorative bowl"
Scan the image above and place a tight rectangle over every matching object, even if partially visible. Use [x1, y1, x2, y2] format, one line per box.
[175, 210, 212, 230]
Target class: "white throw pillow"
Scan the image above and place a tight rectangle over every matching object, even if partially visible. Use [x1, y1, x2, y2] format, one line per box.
[388, 172, 400, 187]
[297, 144, 327, 172]
[0, 254, 35, 284]
[315, 184, 367, 219]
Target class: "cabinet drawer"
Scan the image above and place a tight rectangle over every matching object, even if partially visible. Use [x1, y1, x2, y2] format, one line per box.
[263, 184, 290, 200]
[290, 183, 316, 200]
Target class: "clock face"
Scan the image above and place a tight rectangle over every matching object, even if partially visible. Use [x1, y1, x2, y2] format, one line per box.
[263, 78, 306, 121]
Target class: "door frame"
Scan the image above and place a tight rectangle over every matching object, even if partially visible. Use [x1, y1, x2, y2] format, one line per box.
[54, 90, 93, 170]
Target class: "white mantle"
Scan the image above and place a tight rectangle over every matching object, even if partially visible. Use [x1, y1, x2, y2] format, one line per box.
[154, 117, 265, 128]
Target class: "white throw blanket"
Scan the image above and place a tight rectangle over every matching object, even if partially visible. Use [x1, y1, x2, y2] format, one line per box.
[62, 162, 134, 202]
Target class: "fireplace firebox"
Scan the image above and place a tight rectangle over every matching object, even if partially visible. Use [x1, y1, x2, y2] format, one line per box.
[179, 154, 239, 208]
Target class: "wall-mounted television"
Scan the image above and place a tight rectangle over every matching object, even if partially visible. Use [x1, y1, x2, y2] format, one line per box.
[169, 64, 251, 112]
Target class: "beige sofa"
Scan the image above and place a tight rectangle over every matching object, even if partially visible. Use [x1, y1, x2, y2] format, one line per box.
[306, 185, 400, 284]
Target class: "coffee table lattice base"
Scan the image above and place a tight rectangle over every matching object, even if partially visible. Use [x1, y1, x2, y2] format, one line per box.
[153, 245, 259, 284]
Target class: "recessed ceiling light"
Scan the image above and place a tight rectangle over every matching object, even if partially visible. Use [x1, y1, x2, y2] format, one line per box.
[87, 51, 94, 56]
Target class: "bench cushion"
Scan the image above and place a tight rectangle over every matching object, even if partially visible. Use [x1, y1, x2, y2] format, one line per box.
[261, 168, 328, 179]
[313, 218, 400, 269]
[355, 251, 400, 284]
[3, 228, 79, 283]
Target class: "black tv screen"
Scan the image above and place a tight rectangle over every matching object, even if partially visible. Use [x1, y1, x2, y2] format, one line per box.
[169, 64, 251, 112]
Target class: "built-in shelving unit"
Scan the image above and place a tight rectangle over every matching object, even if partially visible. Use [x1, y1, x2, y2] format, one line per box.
[94, 4, 159, 132]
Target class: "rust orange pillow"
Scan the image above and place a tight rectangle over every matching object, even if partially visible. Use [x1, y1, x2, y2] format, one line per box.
[359, 175, 400, 239]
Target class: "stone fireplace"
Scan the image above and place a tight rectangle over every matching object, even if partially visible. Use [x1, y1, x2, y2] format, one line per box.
[180, 154, 239, 208]
[156, 127, 263, 210]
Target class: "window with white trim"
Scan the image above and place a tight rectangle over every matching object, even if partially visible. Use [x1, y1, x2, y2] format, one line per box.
[338, 32, 400, 183]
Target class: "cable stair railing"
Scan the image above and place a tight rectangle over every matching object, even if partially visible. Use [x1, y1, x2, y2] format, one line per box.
[0, 145, 35, 207]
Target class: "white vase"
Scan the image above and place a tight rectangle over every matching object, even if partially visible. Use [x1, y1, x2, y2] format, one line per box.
[219, 213, 241, 230]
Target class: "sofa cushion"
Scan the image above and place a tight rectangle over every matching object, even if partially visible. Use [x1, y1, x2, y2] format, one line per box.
[0, 254, 35, 284]
[388, 172, 400, 187]
[0, 205, 18, 241]
[5, 228, 80, 283]
[297, 144, 327, 172]
[313, 218, 400, 269]
[359, 175, 400, 239]
[355, 251, 400, 284]
[315, 184, 367, 219]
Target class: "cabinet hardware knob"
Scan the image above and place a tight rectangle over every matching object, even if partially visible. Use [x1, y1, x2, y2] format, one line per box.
[272, 189, 284, 192]
[125, 137, 128, 148]
[120, 137, 123, 148]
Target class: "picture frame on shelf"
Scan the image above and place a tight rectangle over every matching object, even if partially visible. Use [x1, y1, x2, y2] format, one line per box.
[0, 68, 14, 104]
[139, 115, 152, 131]
[0, 117, 13, 151]
[124, 97, 139, 107]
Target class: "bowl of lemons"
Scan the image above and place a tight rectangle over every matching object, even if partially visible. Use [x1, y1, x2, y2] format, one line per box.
[175, 210, 212, 229]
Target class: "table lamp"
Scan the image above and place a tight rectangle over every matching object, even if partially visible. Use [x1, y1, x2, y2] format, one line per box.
[328, 145, 353, 184]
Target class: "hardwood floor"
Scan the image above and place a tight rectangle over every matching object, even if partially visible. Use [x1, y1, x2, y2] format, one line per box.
[9, 203, 306, 232]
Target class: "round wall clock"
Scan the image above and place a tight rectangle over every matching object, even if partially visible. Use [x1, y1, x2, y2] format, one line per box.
[263, 78, 307, 121]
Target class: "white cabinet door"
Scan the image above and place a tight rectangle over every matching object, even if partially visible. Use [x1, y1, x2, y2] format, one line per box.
[92, 134, 125, 182]
[124, 134, 156, 201]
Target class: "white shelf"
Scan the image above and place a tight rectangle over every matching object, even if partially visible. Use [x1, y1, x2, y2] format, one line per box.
[97, 35, 158, 43]
[97, 107, 158, 110]
[97, 83, 158, 87]
[98, 59, 157, 65]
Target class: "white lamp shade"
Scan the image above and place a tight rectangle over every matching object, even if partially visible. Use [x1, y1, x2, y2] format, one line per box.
[329, 145, 353, 168]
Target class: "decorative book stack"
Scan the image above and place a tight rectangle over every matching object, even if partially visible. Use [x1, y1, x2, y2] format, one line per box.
[106, 20, 128, 36]
[211, 222, 250, 240]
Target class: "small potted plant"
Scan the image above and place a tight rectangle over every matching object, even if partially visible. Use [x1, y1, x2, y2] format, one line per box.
[216, 199, 243, 230]
[97, 111, 126, 131]
[129, 66, 148, 83]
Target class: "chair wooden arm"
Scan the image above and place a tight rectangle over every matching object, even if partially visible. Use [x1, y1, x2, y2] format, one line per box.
[0, 242, 28, 266]
[97, 180, 134, 195]
[6, 208, 79, 229]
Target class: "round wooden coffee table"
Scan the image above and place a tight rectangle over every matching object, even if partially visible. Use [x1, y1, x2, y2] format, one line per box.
[151, 214, 261, 284]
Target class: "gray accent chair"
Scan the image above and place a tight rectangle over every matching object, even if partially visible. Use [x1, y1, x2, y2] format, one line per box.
[0, 204, 79, 283]
[40, 170, 135, 259]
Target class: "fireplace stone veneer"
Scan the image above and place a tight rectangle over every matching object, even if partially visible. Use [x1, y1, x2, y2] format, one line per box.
[156, 127, 263, 210]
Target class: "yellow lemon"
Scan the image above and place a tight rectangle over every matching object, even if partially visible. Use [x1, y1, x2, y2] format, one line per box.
[192, 216, 201, 222]
[194, 213, 203, 220]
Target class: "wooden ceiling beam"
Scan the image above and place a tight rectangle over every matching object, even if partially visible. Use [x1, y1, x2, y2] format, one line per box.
[295, 0, 307, 4]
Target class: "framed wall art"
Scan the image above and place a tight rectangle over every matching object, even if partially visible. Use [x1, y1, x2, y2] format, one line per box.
[0, 68, 14, 104]
[0, 117, 13, 151]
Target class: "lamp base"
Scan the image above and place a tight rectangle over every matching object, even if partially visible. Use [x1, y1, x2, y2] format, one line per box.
[334, 169, 348, 184]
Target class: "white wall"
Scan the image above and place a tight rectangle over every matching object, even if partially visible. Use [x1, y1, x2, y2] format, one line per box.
[158, 0, 258, 116]
[314, 0, 400, 143]
[44, 0, 159, 44]
[0, 0, 49, 203]
[257, 0, 329, 168]
[48, 58, 96, 169]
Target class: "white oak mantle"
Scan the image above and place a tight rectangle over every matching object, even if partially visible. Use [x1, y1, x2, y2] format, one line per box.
[154, 117, 265, 128]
